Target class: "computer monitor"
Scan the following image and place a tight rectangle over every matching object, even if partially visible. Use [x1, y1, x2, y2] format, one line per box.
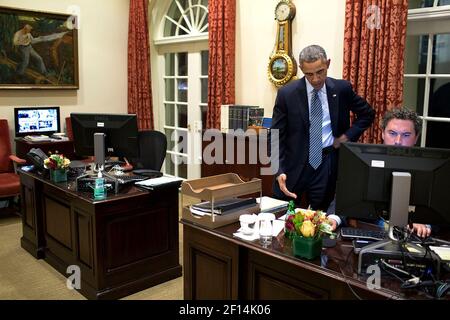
[14, 106, 60, 137]
[335, 142, 450, 227]
[70, 113, 139, 160]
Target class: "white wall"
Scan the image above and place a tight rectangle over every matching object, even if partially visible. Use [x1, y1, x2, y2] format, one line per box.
[0, 0, 129, 151]
[235, 0, 346, 116]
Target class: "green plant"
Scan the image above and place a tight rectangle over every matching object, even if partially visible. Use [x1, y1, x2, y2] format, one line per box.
[44, 153, 70, 170]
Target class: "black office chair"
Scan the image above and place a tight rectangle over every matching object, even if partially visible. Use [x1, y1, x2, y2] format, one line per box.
[130, 130, 166, 178]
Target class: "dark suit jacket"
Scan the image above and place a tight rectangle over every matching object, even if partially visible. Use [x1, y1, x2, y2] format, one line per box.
[271, 77, 374, 192]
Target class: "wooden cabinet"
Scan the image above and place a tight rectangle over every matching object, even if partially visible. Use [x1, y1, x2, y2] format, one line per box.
[201, 132, 274, 196]
[15, 138, 75, 161]
[183, 224, 239, 299]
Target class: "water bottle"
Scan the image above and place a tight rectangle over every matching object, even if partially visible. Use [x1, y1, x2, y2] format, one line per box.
[94, 171, 106, 200]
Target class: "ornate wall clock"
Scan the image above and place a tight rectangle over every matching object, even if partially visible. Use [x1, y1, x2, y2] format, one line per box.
[268, 0, 297, 87]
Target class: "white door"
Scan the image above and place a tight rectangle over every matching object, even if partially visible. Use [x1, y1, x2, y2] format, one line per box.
[162, 49, 208, 179]
[154, 0, 209, 179]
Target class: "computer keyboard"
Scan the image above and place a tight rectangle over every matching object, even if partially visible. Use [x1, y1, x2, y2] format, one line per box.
[111, 174, 148, 184]
[340, 227, 387, 241]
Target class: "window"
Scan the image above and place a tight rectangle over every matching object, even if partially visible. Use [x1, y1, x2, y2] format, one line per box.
[403, 1, 450, 148]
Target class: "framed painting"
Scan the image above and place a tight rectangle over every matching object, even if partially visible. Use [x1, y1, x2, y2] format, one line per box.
[0, 6, 78, 89]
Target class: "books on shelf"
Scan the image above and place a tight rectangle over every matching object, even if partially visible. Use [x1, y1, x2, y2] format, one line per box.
[220, 105, 264, 133]
[190, 197, 257, 216]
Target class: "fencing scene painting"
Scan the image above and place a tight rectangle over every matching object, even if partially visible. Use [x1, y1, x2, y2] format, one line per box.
[0, 6, 78, 89]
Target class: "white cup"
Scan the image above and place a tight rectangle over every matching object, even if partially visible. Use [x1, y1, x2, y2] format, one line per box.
[239, 214, 257, 235]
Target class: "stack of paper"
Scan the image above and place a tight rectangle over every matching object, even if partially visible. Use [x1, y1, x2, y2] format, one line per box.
[24, 135, 51, 142]
[257, 196, 288, 212]
[135, 176, 183, 189]
[191, 198, 256, 215]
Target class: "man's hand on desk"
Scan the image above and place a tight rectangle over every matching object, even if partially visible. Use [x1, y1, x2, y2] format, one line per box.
[277, 174, 297, 199]
[327, 217, 338, 231]
[409, 223, 432, 238]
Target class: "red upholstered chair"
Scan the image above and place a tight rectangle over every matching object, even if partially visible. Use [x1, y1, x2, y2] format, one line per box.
[0, 119, 26, 213]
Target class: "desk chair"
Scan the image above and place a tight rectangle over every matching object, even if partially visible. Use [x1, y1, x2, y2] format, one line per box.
[0, 119, 26, 215]
[130, 130, 166, 178]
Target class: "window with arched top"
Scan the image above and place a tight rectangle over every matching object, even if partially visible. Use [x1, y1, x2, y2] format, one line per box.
[163, 0, 208, 38]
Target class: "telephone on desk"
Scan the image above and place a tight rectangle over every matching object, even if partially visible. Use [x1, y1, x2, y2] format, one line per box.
[26, 148, 48, 170]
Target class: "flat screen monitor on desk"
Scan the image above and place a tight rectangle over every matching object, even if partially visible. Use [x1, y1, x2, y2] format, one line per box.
[335, 142, 450, 227]
[70, 113, 139, 164]
[14, 106, 60, 137]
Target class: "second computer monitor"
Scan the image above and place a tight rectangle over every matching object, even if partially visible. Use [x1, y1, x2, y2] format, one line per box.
[335, 142, 450, 226]
[70, 113, 139, 159]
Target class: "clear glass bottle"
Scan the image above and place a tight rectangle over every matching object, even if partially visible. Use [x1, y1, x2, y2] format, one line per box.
[284, 200, 296, 239]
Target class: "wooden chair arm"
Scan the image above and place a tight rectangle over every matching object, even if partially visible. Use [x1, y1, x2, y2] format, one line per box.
[9, 155, 27, 165]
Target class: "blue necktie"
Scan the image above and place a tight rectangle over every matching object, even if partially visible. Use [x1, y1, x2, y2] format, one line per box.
[309, 89, 323, 170]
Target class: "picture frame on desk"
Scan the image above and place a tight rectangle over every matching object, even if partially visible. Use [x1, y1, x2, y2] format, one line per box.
[0, 6, 79, 89]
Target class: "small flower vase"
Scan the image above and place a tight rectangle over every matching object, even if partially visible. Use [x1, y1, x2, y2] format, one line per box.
[50, 169, 67, 183]
[292, 235, 323, 260]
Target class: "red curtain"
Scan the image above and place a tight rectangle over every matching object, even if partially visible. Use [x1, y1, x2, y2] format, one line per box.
[207, 0, 236, 129]
[128, 0, 153, 130]
[343, 0, 408, 143]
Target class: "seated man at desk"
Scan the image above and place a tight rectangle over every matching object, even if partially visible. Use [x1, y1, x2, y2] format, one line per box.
[327, 107, 431, 237]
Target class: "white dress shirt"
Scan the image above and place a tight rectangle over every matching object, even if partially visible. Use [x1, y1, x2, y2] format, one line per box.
[305, 79, 334, 148]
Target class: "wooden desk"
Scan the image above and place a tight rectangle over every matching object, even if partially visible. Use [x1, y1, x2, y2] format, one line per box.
[19, 170, 182, 299]
[15, 137, 75, 160]
[182, 218, 445, 300]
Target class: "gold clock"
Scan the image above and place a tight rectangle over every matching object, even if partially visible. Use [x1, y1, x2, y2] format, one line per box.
[268, 0, 297, 87]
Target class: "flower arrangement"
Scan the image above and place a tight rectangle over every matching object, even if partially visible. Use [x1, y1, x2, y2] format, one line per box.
[44, 153, 71, 170]
[285, 201, 334, 240]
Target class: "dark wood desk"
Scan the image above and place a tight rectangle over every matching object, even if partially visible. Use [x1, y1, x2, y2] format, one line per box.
[15, 138, 75, 160]
[19, 170, 182, 299]
[182, 218, 445, 300]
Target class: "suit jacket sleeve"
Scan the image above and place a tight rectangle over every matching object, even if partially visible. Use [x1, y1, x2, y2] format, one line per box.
[271, 89, 288, 177]
[342, 81, 375, 141]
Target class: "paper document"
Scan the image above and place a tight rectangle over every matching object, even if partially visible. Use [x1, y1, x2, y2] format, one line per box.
[430, 246, 450, 261]
[257, 196, 288, 212]
[135, 176, 183, 188]
[24, 135, 51, 142]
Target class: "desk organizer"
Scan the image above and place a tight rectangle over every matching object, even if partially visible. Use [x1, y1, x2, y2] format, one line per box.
[181, 173, 262, 229]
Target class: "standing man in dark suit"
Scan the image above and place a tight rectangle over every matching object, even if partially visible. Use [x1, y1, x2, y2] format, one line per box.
[271, 45, 375, 210]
